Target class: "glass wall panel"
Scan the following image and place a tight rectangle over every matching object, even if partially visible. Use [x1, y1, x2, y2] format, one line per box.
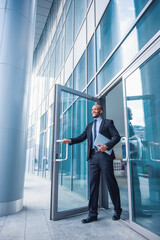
[55, 34, 62, 78]
[125, 50, 160, 236]
[72, 98, 87, 198]
[74, 0, 86, 38]
[97, 0, 160, 94]
[40, 113, 46, 132]
[96, 0, 150, 70]
[87, 36, 95, 83]
[87, 0, 92, 8]
[65, 1, 73, 58]
[87, 79, 95, 96]
[38, 132, 45, 174]
[87, 1, 94, 43]
[65, 74, 73, 88]
[105, 82, 128, 218]
[73, 52, 86, 91]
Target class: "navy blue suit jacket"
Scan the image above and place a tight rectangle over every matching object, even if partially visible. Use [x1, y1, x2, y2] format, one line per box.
[70, 119, 120, 160]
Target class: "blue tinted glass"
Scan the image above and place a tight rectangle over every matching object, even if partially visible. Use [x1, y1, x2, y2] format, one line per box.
[87, 0, 91, 8]
[66, 0, 72, 14]
[96, 0, 149, 70]
[97, 0, 160, 94]
[38, 132, 45, 172]
[40, 113, 46, 132]
[65, 75, 73, 88]
[74, 0, 86, 38]
[125, 50, 160, 236]
[55, 35, 61, 78]
[72, 98, 87, 198]
[50, 50, 55, 80]
[88, 79, 95, 96]
[56, 17, 62, 40]
[87, 36, 95, 83]
[65, 1, 73, 58]
[73, 53, 86, 91]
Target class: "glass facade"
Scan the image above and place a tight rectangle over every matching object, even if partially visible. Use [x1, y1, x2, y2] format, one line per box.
[125, 50, 160, 236]
[27, 0, 160, 237]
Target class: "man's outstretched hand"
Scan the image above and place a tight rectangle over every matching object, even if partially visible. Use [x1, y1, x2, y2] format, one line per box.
[62, 139, 71, 144]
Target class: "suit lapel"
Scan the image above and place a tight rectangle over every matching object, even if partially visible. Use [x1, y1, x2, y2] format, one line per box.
[99, 119, 105, 133]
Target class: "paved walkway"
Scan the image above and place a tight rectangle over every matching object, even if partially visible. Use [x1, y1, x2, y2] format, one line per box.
[0, 174, 147, 240]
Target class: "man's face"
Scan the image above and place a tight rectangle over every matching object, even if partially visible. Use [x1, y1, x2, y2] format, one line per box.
[92, 105, 102, 119]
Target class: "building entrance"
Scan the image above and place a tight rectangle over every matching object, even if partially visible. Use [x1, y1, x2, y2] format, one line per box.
[102, 82, 129, 221]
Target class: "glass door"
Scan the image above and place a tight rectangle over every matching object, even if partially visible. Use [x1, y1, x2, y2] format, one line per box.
[123, 48, 160, 238]
[104, 82, 129, 221]
[50, 84, 98, 220]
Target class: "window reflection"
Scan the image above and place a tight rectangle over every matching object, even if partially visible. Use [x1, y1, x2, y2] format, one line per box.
[96, 0, 148, 70]
[73, 52, 86, 91]
[87, 37, 95, 83]
[65, 1, 73, 59]
[125, 50, 160, 236]
[97, 0, 160, 94]
[74, 0, 86, 38]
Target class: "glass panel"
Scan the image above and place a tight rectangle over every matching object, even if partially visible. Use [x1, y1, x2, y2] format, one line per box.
[57, 90, 96, 212]
[87, 0, 91, 8]
[97, 0, 160, 94]
[72, 98, 87, 198]
[74, 0, 86, 38]
[73, 52, 86, 91]
[65, 74, 73, 88]
[40, 113, 46, 132]
[125, 50, 160, 236]
[55, 34, 62, 79]
[87, 1, 94, 43]
[38, 132, 45, 174]
[96, 0, 150, 70]
[87, 36, 95, 83]
[65, 1, 73, 59]
[87, 79, 95, 96]
[105, 82, 128, 219]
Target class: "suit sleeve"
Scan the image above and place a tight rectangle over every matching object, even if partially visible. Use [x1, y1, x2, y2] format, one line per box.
[105, 120, 121, 150]
[69, 126, 87, 145]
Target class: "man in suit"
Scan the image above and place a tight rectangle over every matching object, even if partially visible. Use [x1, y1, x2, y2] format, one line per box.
[62, 104, 122, 223]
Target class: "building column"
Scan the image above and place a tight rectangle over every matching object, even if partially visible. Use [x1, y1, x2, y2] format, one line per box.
[0, 0, 36, 216]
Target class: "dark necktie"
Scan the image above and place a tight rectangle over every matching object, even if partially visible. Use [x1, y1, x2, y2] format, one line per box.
[94, 119, 97, 141]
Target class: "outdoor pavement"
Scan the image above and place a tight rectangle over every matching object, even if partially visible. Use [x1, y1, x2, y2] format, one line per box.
[0, 174, 147, 240]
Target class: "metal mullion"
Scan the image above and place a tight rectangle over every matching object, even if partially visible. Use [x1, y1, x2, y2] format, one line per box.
[122, 77, 132, 223]
[71, 97, 73, 191]
[50, 84, 61, 220]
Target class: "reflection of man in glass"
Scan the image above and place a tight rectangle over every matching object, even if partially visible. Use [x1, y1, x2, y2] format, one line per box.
[127, 107, 151, 218]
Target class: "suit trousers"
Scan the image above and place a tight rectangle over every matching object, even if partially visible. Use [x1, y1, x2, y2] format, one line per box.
[89, 151, 122, 217]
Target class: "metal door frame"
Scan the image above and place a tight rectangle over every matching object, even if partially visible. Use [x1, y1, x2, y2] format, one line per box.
[122, 31, 160, 240]
[50, 84, 99, 220]
[96, 32, 160, 239]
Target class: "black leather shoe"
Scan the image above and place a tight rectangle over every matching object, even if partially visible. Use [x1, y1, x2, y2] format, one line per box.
[112, 213, 121, 220]
[81, 216, 97, 223]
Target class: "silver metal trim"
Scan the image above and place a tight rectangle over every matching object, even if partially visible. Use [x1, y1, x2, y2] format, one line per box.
[56, 140, 69, 162]
[0, 198, 23, 217]
[149, 143, 160, 162]
[121, 137, 129, 162]
[50, 84, 98, 220]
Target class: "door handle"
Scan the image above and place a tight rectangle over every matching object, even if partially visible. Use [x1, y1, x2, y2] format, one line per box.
[121, 137, 129, 162]
[56, 140, 69, 162]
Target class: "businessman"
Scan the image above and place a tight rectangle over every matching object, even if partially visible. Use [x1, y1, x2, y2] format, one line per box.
[62, 104, 122, 223]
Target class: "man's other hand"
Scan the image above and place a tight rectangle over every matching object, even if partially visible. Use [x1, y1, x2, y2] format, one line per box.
[62, 139, 71, 144]
[97, 144, 108, 152]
